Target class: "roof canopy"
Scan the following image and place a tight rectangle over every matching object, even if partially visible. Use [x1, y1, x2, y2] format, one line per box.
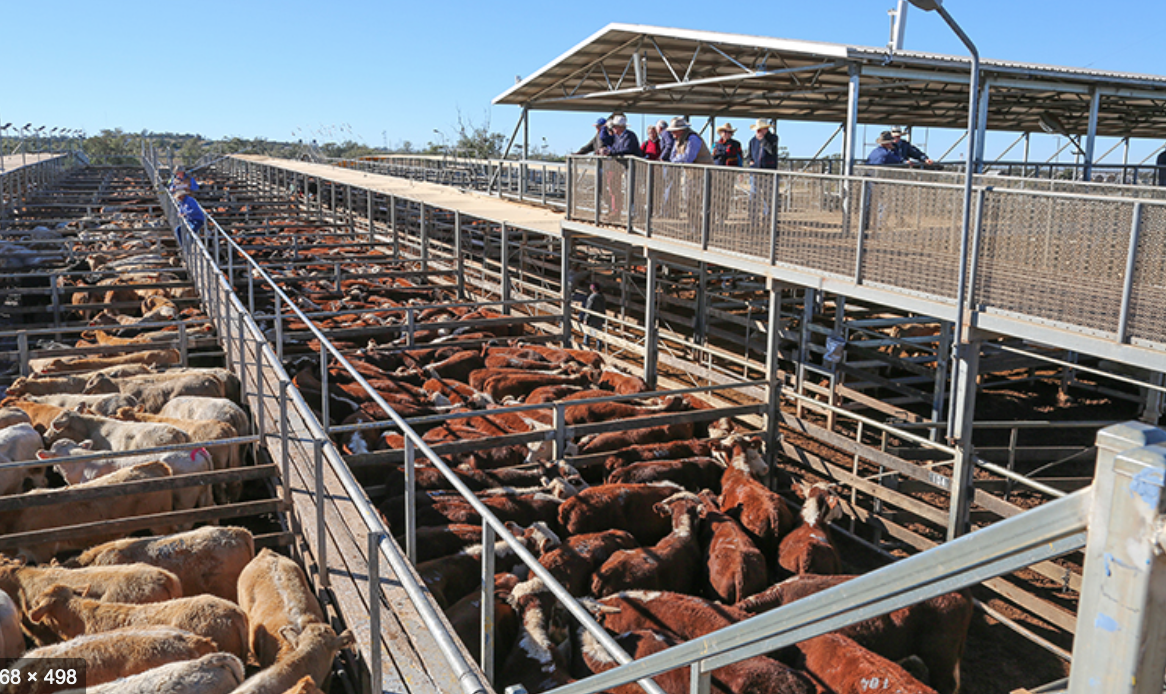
[495, 24, 1166, 138]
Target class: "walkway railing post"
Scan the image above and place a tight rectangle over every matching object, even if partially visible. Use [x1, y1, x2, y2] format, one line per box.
[561, 232, 573, 348]
[644, 253, 660, 389]
[313, 437, 329, 589]
[1068, 422, 1166, 694]
[454, 211, 466, 300]
[500, 222, 511, 314]
[368, 530, 383, 692]
[404, 438, 417, 564]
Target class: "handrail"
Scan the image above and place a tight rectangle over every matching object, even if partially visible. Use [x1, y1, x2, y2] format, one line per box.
[178, 159, 668, 694]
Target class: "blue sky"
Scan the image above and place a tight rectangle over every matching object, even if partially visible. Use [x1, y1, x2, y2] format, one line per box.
[3, 1, 1164, 163]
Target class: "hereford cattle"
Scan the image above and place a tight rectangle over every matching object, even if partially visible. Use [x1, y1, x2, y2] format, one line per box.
[558, 482, 684, 545]
[44, 409, 190, 452]
[22, 392, 139, 416]
[0, 423, 48, 495]
[539, 529, 639, 597]
[11, 626, 218, 691]
[445, 573, 521, 676]
[607, 455, 725, 491]
[794, 633, 937, 694]
[564, 394, 687, 426]
[416, 522, 559, 608]
[425, 350, 486, 382]
[237, 549, 326, 668]
[71, 652, 245, 694]
[574, 627, 814, 694]
[597, 370, 650, 395]
[499, 577, 573, 694]
[228, 623, 354, 694]
[388, 489, 565, 533]
[468, 369, 592, 402]
[699, 491, 768, 604]
[735, 574, 973, 694]
[0, 461, 174, 563]
[395, 524, 484, 564]
[577, 422, 695, 455]
[73, 525, 255, 602]
[717, 435, 794, 567]
[777, 482, 844, 576]
[27, 584, 249, 660]
[591, 492, 704, 597]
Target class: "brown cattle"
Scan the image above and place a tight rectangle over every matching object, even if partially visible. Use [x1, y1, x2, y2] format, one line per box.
[717, 435, 794, 566]
[237, 549, 326, 668]
[577, 422, 696, 455]
[538, 529, 639, 597]
[777, 482, 844, 576]
[558, 482, 684, 545]
[698, 492, 768, 604]
[607, 456, 726, 491]
[794, 633, 938, 694]
[229, 623, 354, 694]
[591, 492, 704, 597]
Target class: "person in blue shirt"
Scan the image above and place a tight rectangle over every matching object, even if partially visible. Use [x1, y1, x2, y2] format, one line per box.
[747, 119, 779, 170]
[891, 128, 933, 165]
[667, 118, 713, 164]
[867, 132, 905, 166]
[601, 116, 641, 157]
[576, 117, 613, 155]
[174, 189, 205, 243]
[168, 165, 199, 194]
[656, 119, 675, 162]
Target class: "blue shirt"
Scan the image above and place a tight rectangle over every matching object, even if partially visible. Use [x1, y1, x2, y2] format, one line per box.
[748, 132, 779, 169]
[671, 133, 713, 164]
[867, 146, 904, 166]
[178, 196, 206, 227]
[659, 130, 675, 162]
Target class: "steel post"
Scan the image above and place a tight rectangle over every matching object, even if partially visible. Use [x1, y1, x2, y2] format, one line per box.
[1084, 87, 1102, 181]
[765, 280, 784, 472]
[561, 232, 573, 347]
[405, 438, 417, 563]
[368, 530, 383, 691]
[500, 222, 511, 314]
[314, 438, 329, 589]
[480, 522, 497, 685]
[946, 338, 982, 540]
[455, 211, 465, 300]
[1068, 422, 1166, 694]
[644, 254, 660, 389]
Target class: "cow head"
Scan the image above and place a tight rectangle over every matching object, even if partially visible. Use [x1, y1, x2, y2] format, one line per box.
[717, 434, 767, 477]
[27, 584, 86, 638]
[82, 374, 118, 395]
[796, 481, 844, 525]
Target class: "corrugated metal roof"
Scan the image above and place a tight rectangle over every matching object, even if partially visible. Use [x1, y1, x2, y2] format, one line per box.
[496, 24, 1166, 138]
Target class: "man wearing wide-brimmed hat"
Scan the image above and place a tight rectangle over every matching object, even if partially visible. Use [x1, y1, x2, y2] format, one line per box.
[713, 123, 743, 167]
[890, 128, 932, 165]
[667, 117, 713, 164]
[867, 131, 904, 166]
[747, 118, 779, 169]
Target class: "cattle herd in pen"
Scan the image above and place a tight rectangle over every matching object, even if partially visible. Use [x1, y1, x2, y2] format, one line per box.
[0, 166, 977, 694]
[0, 172, 350, 693]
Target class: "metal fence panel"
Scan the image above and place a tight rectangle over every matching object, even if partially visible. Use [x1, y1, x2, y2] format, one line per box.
[976, 191, 1133, 334]
[597, 158, 628, 227]
[706, 168, 769, 258]
[860, 179, 963, 299]
[647, 163, 702, 245]
[775, 173, 855, 277]
[1128, 204, 1166, 345]
[572, 159, 597, 220]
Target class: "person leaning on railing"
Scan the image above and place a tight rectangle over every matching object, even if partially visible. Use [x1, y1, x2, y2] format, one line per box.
[667, 118, 713, 164]
[713, 123, 743, 167]
[746, 119, 779, 169]
[168, 165, 199, 194]
[600, 116, 642, 157]
[867, 131, 905, 166]
[575, 117, 613, 155]
[174, 188, 205, 244]
[891, 128, 934, 166]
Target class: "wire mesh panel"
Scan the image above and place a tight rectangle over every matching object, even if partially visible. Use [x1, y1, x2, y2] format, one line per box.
[647, 163, 703, 245]
[597, 158, 629, 227]
[707, 168, 770, 257]
[860, 180, 963, 299]
[1127, 203, 1166, 346]
[630, 160, 650, 226]
[774, 172, 855, 277]
[975, 191, 1133, 333]
[570, 159, 597, 220]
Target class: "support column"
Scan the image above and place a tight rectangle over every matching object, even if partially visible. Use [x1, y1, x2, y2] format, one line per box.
[694, 262, 708, 344]
[764, 280, 785, 472]
[560, 232, 573, 348]
[500, 222, 511, 314]
[453, 211, 465, 300]
[644, 253, 660, 389]
[973, 79, 991, 173]
[1143, 372, 1165, 426]
[1067, 422, 1166, 694]
[843, 64, 860, 177]
[946, 337, 982, 540]
[1084, 87, 1102, 181]
[931, 322, 952, 442]
[418, 202, 429, 275]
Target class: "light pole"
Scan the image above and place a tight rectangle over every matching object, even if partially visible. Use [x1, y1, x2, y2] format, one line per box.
[906, 0, 981, 540]
[34, 126, 45, 155]
[21, 124, 31, 166]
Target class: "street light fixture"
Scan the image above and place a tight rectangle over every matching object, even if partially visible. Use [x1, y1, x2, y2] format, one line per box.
[905, 0, 981, 539]
[20, 124, 32, 166]
[0, 123, 11, 172]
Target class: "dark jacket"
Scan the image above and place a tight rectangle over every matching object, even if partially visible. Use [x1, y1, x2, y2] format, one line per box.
[607, 129, 642, 157]
[659, 130, 676, 162]
[748, 132, 779, 169]
[1157, 150, 1166, 186]
[894, 139, 929, 162]
[713, 137, 744, 167]
[583, 290, 607, 327]
[576, 127, 614, 155]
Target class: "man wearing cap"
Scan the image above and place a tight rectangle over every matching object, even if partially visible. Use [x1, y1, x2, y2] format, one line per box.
[891, 128, 933, 165]
[168, 165, 199, 194]
[667, 118, 713, 164]
[747, 119, 779, 170]
[713, 123, 743, 167]
[575, 117, 613, 155]
[601, 115, 642, 157]
[867, 131, 905, 166]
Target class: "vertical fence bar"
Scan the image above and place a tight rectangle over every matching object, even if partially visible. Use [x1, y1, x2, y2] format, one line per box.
[279, 380, 291, 513]
[320, 343, 330, 434]
[769, 171, 780, 265]
[1117, 202, 1143, 343]
[368, 530, 383, 692]
[275, 293, 284, 362]
[314, 437, 329, 589]
[645, 162, 655, 238]
[594, 160, 602, 226]
[852, 179, 870, 283]
[500, 222, 511, 314]
[700, 167, 712, 250]
[480, 522, 497, 685]
[404, 438, 417, 564]
[626, 160, 636, 234]
[454, 211, 465, 300]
